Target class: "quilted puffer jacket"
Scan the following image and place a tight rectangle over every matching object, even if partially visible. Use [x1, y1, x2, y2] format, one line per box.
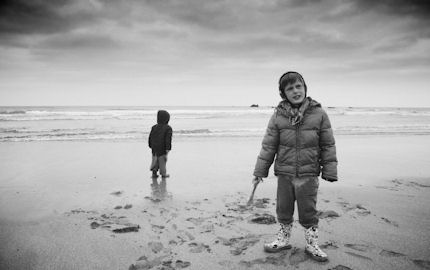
[253, 98, 337, 180]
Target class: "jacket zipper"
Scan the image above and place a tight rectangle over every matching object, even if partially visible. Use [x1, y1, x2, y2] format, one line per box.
[295, 124, 299, 177]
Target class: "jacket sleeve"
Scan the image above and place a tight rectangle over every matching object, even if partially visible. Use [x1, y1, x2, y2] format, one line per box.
[253, 112, 279, 178]
[148, 127, 153, 148]
[165, 126, 172, 151]
[319, 111, 338, 181]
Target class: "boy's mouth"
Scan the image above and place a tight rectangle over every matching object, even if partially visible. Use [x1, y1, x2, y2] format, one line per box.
[292, 95, 302, 100]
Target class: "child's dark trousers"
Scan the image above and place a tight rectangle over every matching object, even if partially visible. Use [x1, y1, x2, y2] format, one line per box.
[276, 175, 319, 228]
[150, 154, 168, 177]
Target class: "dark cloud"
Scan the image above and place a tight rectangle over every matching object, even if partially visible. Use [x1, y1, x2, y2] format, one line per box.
[320, 0, 430, 24]
[136, 0, 242, 31]
[0, 0, 428, 73]
[0, 0, 99, 35]
[353, 0, 430, 17]
[37, 33, 120, 50]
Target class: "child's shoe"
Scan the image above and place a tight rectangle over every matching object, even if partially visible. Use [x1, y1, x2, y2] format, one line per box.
[264, 223, 292, 252]
[161, 174, 170, 178]
[304, 226, 328, 262]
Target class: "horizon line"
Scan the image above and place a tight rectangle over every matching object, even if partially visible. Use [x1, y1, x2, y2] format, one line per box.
[1, 105, 430, 109]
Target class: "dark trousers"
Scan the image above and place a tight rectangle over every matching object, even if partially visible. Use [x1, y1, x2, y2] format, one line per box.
[276, 175, 319, 228]
[150, 154, 168, 177]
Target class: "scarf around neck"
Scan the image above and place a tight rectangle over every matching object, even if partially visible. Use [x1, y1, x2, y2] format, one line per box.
[276, 97, 311, 126]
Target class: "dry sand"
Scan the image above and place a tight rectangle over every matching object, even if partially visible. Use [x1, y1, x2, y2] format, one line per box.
[0, 136, 429, 270]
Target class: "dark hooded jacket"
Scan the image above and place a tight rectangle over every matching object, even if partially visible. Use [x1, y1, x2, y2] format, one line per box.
[148, 110, 172, 156]
[253, 97, 337, 180]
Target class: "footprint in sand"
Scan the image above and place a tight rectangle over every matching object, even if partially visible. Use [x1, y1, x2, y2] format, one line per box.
[174, 260, 191, 268]
[90, 221, 100, 229]
[225, 203, 251, 214]
[129, 256, 191, 270]
[110, 191, 123, 196]
[239, 253, 289, 267]
[391, 179, 430, 189]
[337, 201, 371, 216]
[185, 217, 209, 226]
[199, 224, 215, 233]
[320, 240, 339, 249]
[220, 214, 244, 224]
[317, 210, 340, 219]
[188, 242, 211, 253]
[129, 256, 161, 270]
[344, 251, 372, 261]
[344, 243, 372, 252]
[289, 247, 310, 266]
[380, 217, 399, 227]
[374, 185, 399, 191]
[151, 224, 165, 234]
[217, 234, 261, 255]
[87, 212, 139, 233]
[148, 242, 164, 253]
[218, 260, 234, 267]
[379, 249, 405, 257]
[177, 230, 195, 241]
[253, 198, 271, 208]
[409, 181, 430, 188]
[328, 265, 353, 270]
[247, 213, 276, 224]
[67, 209, 98, 215]
[112, 225, 140, 233]
[413, 259, 430, 269]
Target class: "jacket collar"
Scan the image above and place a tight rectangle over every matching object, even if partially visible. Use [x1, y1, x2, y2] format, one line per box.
[276, 97, 321, 125]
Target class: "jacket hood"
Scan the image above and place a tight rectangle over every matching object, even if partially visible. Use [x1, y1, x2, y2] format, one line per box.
[278, 71, 308, 100]
[157, 110, 170, 124]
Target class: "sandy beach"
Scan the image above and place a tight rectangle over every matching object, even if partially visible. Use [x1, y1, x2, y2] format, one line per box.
[1, 0, 430, 268]
[0, 135, 430, 270]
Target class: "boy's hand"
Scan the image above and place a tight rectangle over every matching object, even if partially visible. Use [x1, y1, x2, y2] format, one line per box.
[252, 176, 263, 185]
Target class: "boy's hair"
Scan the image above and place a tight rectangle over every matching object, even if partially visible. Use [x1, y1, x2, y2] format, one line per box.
[278, 71, 307, 100]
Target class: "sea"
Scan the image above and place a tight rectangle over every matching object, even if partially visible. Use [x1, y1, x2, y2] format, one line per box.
[1, 106, 430, 142]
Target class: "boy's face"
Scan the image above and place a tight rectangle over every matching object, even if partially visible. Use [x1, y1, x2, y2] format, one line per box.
[283, 80, 305, 105]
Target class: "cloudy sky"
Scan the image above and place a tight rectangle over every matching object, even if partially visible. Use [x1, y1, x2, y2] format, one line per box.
[0, 0, 429, 107]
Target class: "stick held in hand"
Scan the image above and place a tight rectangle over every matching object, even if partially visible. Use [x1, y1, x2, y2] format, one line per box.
[247, 177, 262, 206]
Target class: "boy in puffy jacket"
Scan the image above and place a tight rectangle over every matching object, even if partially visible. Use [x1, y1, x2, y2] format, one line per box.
[149, 110, 172, 178]
[253, 71, 337, 262]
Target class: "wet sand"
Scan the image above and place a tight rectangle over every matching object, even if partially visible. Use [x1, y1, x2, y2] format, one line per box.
[0, 136, 429, 270]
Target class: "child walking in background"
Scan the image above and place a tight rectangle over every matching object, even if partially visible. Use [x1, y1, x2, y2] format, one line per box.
[253, 71, 338, 262]
[149, 110, 172, 178]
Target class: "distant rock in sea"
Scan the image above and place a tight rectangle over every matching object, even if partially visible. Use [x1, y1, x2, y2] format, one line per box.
[250, 104, 259, 108]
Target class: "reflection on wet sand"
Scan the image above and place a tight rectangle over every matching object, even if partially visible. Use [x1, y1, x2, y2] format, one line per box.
[149, 176, 170, 202]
